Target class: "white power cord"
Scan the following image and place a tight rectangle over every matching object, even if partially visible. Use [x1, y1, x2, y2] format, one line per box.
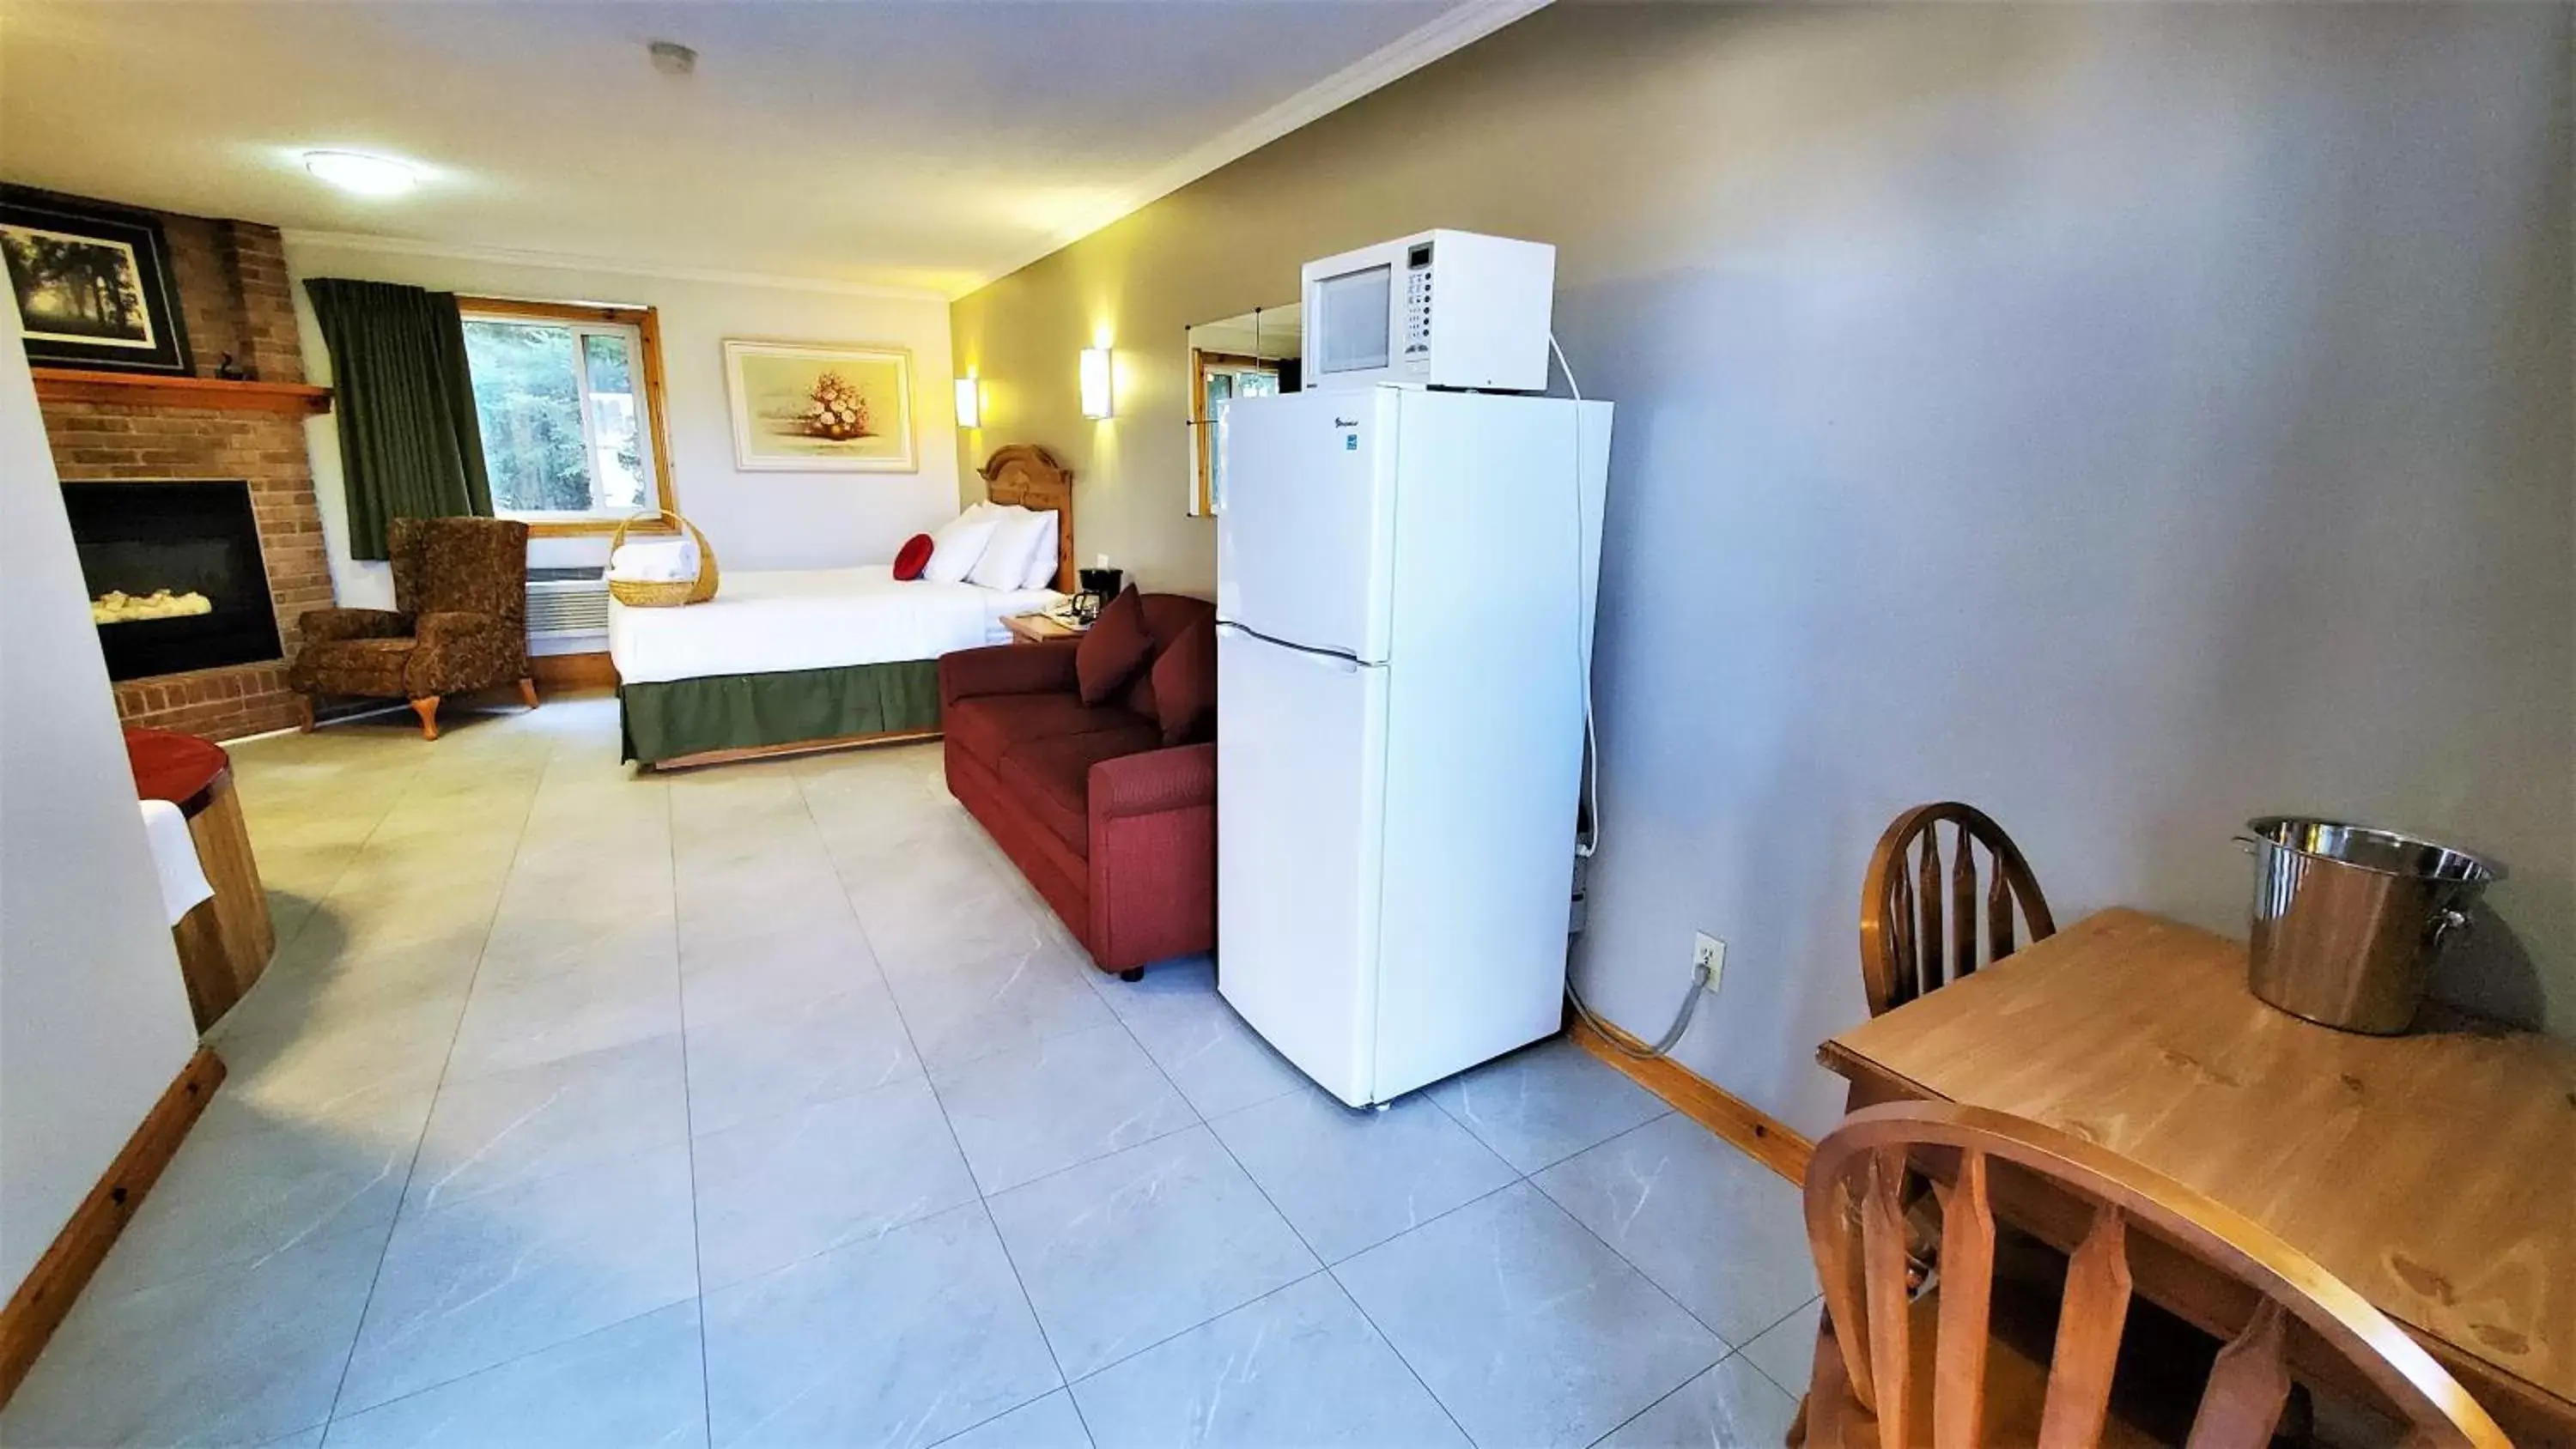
[1548, 333, 1601, 863]
[1548, 332, 1704, 1060]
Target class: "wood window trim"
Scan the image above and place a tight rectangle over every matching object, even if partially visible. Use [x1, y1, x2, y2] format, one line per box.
[1188, 349, 1271, 517]
[457, 294, 679, 537]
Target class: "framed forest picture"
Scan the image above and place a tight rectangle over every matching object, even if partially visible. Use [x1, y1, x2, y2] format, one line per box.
[721, 339, 916, 473]
[1, 187, 193, 376]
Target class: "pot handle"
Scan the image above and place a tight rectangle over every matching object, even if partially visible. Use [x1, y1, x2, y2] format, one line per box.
[2233, 834, 2266, 855]
[2428, 906, 2472, 951]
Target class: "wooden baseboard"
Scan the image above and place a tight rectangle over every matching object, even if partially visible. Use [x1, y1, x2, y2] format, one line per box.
[1570, 1017, 1814, 1184]
[530, 652, 618, 690]
[642, 727, 942, 773]
[0, 1046, 225, 1406]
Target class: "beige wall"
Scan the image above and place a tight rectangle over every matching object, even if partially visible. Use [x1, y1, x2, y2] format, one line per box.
[951, 3, 2575, 1137]
[1, 335, 203, 1291]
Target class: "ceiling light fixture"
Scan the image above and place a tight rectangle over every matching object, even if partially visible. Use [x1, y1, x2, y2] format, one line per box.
[302, 150, 417, 197]
[649, 40, 697, 76]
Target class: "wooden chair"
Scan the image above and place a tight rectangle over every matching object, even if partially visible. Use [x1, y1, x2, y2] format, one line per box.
[1797, 1102, 2511, 1449]
[1862, 803, 2056, 1018]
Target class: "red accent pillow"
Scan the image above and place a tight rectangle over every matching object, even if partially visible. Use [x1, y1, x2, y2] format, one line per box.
[891, 533, 934, 581]
[1077, 586, 1154, 704]
[1150, 615, 1217, 746]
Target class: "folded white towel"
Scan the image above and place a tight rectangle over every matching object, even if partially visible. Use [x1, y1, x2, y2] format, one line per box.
[139, 799, 213, 926]
[610, 538, 700, 583]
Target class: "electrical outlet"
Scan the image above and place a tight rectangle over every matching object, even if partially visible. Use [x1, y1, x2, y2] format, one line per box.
[1693, 932, 1726, 993]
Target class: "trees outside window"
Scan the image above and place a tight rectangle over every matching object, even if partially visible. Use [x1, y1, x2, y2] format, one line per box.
[458, 300, 670, 531]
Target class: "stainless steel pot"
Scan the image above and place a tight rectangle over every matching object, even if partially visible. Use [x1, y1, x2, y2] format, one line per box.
[2236, 817, 2501, 1034]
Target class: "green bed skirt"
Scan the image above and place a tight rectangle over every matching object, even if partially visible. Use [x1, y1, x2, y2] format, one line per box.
[619, 659, 942, 765]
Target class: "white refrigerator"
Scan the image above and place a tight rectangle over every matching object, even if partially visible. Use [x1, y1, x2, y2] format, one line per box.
[1214, 385, 1613, 1107]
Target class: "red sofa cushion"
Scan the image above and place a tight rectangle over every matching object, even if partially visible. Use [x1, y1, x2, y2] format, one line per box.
[995, 726, 1163, 858]
[946, 693, 1149, 769]
[1117, 655, 1158, 722]
[1116, 593, 1218, 722]
[1076, 586, 1154, 703]
[1150, 615, 1217, 746]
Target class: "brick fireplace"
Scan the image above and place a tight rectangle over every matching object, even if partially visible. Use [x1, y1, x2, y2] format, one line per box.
[33, 209, 335, 741]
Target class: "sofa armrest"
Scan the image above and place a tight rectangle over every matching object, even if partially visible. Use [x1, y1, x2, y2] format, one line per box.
[1089, 742, 1214, 822]
[415, 610, 512, 648]
[299, 607, 411, 645]
[940, 640, 1079, 708]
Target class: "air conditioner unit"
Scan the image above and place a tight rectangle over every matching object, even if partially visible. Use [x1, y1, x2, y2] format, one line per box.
[526, 567, 609, 643]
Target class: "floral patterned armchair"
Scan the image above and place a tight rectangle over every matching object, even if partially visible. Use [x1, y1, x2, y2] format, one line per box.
[290, 517, 534, 740]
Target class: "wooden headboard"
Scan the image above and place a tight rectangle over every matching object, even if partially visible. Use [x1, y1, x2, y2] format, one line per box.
[980, 444, 1076, 591]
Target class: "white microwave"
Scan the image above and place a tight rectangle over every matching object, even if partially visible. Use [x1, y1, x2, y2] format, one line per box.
[1300, 229, 1556, 392]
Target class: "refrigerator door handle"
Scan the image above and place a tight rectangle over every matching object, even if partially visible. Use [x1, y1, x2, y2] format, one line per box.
[1218, 620, 1363, 671]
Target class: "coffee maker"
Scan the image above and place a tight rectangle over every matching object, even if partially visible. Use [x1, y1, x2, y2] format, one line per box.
[1072, 567, 1123, 624]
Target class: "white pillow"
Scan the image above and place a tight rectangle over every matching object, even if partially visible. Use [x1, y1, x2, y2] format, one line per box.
[923, 511, 1000, 584]
[969, 506, 1049, 589]
[1019, 509, 1060, 590]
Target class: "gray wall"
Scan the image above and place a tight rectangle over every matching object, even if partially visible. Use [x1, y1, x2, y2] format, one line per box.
[952, 3, 2575, 1137]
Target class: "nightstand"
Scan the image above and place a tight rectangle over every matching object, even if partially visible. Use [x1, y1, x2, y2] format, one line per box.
[1002, 611, 1087, 645]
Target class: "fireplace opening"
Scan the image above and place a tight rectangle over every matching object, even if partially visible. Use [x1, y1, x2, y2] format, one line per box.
[61, 480, 284, 682]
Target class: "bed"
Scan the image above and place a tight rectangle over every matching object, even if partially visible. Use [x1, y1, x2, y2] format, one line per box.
[612, 445, 1073, 769]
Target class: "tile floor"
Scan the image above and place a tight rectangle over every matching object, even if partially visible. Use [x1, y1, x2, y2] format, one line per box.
[3, 694, 1821, 1449]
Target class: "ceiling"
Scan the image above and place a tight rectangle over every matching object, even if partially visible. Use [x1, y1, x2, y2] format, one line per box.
[0, 1, 1537, 297]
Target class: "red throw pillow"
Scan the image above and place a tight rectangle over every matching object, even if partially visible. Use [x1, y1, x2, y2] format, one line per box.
[1077, 586, 1154, 704]
[1150, 615, 1217, 746]
[891, 533, 934, 581]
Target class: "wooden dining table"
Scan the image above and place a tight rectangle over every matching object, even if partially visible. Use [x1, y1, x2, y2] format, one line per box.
[1818, 908, 2576, 1443]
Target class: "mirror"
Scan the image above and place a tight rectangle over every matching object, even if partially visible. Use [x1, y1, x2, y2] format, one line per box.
[1185, 303, 1300, 516]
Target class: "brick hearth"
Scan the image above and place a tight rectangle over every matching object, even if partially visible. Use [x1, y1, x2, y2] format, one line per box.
[36, 210, 331, 741]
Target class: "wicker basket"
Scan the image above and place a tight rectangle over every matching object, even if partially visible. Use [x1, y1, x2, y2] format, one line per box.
[606, 510, 719, 607]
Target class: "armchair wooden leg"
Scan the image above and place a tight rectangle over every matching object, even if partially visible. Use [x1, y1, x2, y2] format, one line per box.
[296, 694, 315, 733]
[410, 696, 440, 741]
[517, 676, 540, 710]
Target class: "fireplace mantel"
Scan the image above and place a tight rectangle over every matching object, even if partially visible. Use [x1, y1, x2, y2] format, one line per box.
[33, 368, 332, 416]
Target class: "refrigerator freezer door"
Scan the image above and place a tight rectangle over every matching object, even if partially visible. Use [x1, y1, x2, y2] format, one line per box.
[1214, 623, 1389, 1106]
[1214, 388, 1399, 664]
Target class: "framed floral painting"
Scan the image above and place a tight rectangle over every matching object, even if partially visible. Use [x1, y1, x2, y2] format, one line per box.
[721, 339, 916, 472]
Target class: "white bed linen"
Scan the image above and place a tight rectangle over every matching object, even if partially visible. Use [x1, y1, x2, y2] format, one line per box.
[610, 565, 1063, 685]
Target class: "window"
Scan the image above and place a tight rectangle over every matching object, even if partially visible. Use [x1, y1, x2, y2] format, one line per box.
[458, 298, 674, 533]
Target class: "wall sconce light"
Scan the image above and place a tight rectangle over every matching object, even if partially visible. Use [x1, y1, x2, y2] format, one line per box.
[954, 376, 981, 429]
[1079, 347, 1114, 420]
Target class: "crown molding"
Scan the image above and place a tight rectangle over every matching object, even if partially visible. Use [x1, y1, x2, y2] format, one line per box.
[277, 229, 954, 301]
[957, 0, 1553, 296]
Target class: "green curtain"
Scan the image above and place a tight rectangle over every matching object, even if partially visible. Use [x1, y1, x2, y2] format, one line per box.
[305, 278, 493, 561]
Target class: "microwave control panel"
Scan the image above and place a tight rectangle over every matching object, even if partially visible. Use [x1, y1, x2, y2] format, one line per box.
[1403, 241, 1433, 358]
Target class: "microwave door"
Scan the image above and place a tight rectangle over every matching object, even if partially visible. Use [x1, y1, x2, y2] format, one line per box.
[1313, 264, 1392, 377]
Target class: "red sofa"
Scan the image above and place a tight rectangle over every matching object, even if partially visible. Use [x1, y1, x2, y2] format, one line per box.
[939, 594, 1216, 979]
